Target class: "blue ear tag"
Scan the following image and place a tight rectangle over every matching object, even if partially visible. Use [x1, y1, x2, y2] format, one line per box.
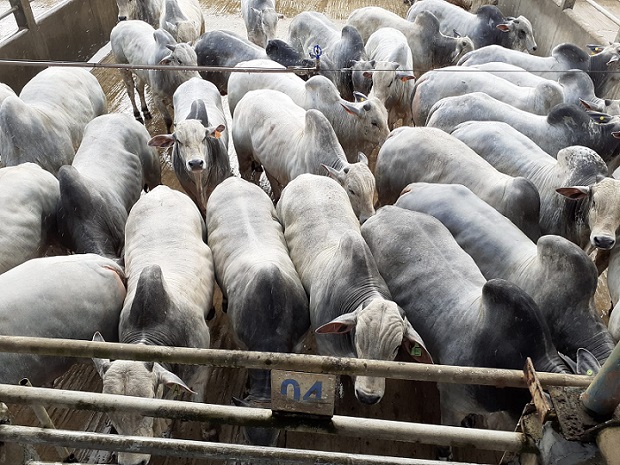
[411, 344, 422, 357]
[313, 45, 323, 59]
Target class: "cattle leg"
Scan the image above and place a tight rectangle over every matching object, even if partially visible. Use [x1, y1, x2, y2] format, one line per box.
[154, 98, 173, 133]
[135, 76, 152, 121]
[265, 171, 282, 202]
[119, 69, 144, 123]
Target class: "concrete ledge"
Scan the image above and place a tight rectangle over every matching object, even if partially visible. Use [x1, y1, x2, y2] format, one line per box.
[0, 0, 117, 92]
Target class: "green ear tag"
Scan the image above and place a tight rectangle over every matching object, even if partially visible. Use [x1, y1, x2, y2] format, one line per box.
[600, 116, 605, 121]
[587, 369, 594, 376]
[411, 344, 422, 357]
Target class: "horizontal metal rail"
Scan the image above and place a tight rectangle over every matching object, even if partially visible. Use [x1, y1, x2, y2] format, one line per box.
[0, 5, 18, 22]
[0, 57, 317, 73]
[0, 425, 496, 465]
[0, 57, 618, 75]
[0, 335, 592, 388]
[0, 383, 534, 452]
[584, 0, 620, 26]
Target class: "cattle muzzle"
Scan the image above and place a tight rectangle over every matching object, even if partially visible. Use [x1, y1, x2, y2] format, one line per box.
[118, 16, 127, 21]
[356, 390, 382, 405]
[187, 159, 205, 171]
[592, 235, 616, 250]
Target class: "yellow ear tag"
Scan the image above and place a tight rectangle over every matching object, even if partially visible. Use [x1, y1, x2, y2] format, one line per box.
[600, 116, 605, 121]
[411, 344, 422, 357]
[215, 131, 221, 139]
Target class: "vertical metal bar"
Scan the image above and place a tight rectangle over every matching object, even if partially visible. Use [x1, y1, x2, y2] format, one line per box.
[8, 0, 36, 30]
[581, 342, 620, 418]
[19, 379, 73, 462]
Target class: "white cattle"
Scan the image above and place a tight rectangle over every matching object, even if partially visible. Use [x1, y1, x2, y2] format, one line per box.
[426, 93, 620, 171]
[148, 77, 231, 216]
[0, 68, 106, 176]
[362, 206, 568, 431]
[411, 66, 563, 125]
[375, 126, 542, 241]
[111, 21, 199, 131]
[241, 0, 283, 47]
[406, 0, 537, 52]
[458, 42, 620, 97]
[116, 0, 163, 26]
[365, 28, 416, 128]
[227, 60, 389, 163]
[93, 185, 213, 465]
[160, 0, 205, 43]
[0, 164, 60, 275]
[288, 11, 373, 101]
[347, 7, 474, 78]
[276, 174, 432, 405]
[396, 182, 614, 368]
[206, 177, 309, 445]
[0, 254, 126, 386]
[57, 114, 161, 259]
[233, 89, 376, 223]
[451, 122, 620, 253]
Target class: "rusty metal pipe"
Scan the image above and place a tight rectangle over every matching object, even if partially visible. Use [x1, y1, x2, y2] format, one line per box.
[2, 424, 497, 465]
[0, 383, 534, 452]
[0, 335, 591, 388]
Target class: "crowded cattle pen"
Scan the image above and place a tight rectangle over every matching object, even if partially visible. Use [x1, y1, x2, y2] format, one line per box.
[1, 0, 620, 464]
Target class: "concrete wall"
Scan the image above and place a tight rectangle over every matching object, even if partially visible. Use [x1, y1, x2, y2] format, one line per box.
[0, 0, 118, 92]
[497, 0, 609, 54]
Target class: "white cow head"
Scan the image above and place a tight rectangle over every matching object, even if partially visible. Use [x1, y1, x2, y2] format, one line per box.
[251, 7, 284, 47]
[365, 61, 415, 110]
[557, 176, 620, 251]
[316, 298, 433, 404]
[116, 0, 162, 27]
[340, 93, 390, 155]
[322, 153, 376, 224]
[92, 332, 194, 465]
[496, 16, 537, 54]
[316, 300, 432, 405]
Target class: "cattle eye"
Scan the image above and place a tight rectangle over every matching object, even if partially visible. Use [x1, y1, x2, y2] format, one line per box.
[519, 30, 525, 37]
[348, 188, 357, 196]
[371, 121, 379, 127]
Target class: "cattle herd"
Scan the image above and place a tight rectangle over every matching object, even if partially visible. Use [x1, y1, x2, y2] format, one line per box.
[2, 0, 620, 461]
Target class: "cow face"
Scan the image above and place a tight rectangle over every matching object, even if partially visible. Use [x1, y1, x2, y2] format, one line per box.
[497, 16, 537, 53]
[557, 177, 620, 251]
[316, 300, 431, 405]
[323, 153, 376, 224]
[340, 95, 390, 155]
[92, 333, 194, 465]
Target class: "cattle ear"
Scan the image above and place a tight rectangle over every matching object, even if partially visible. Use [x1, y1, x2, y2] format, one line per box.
[153, 363, 195, 394]
[402, 319, 433, 364]
[358, 152, 369, 165]
[496, 23, 511, 32]
[556, 186, 590, 199]
[207, 124, 226, 139]
[316, 312, 358, 334]
[396, 71, 415, 82]
[340, 100, 363, 117]
[579, 98, 603, 112]
[148, 134, 175, 148]
[576, 348, 601, 376]
[353, 91, 368, 103]
[322, 163, 346, 184]
[91, 332, 111, 378]
[613, 131, 620, 139]
[363, 70, 373, 80]
[586, 44, 605, 54]
[587, 111, 613, 124]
